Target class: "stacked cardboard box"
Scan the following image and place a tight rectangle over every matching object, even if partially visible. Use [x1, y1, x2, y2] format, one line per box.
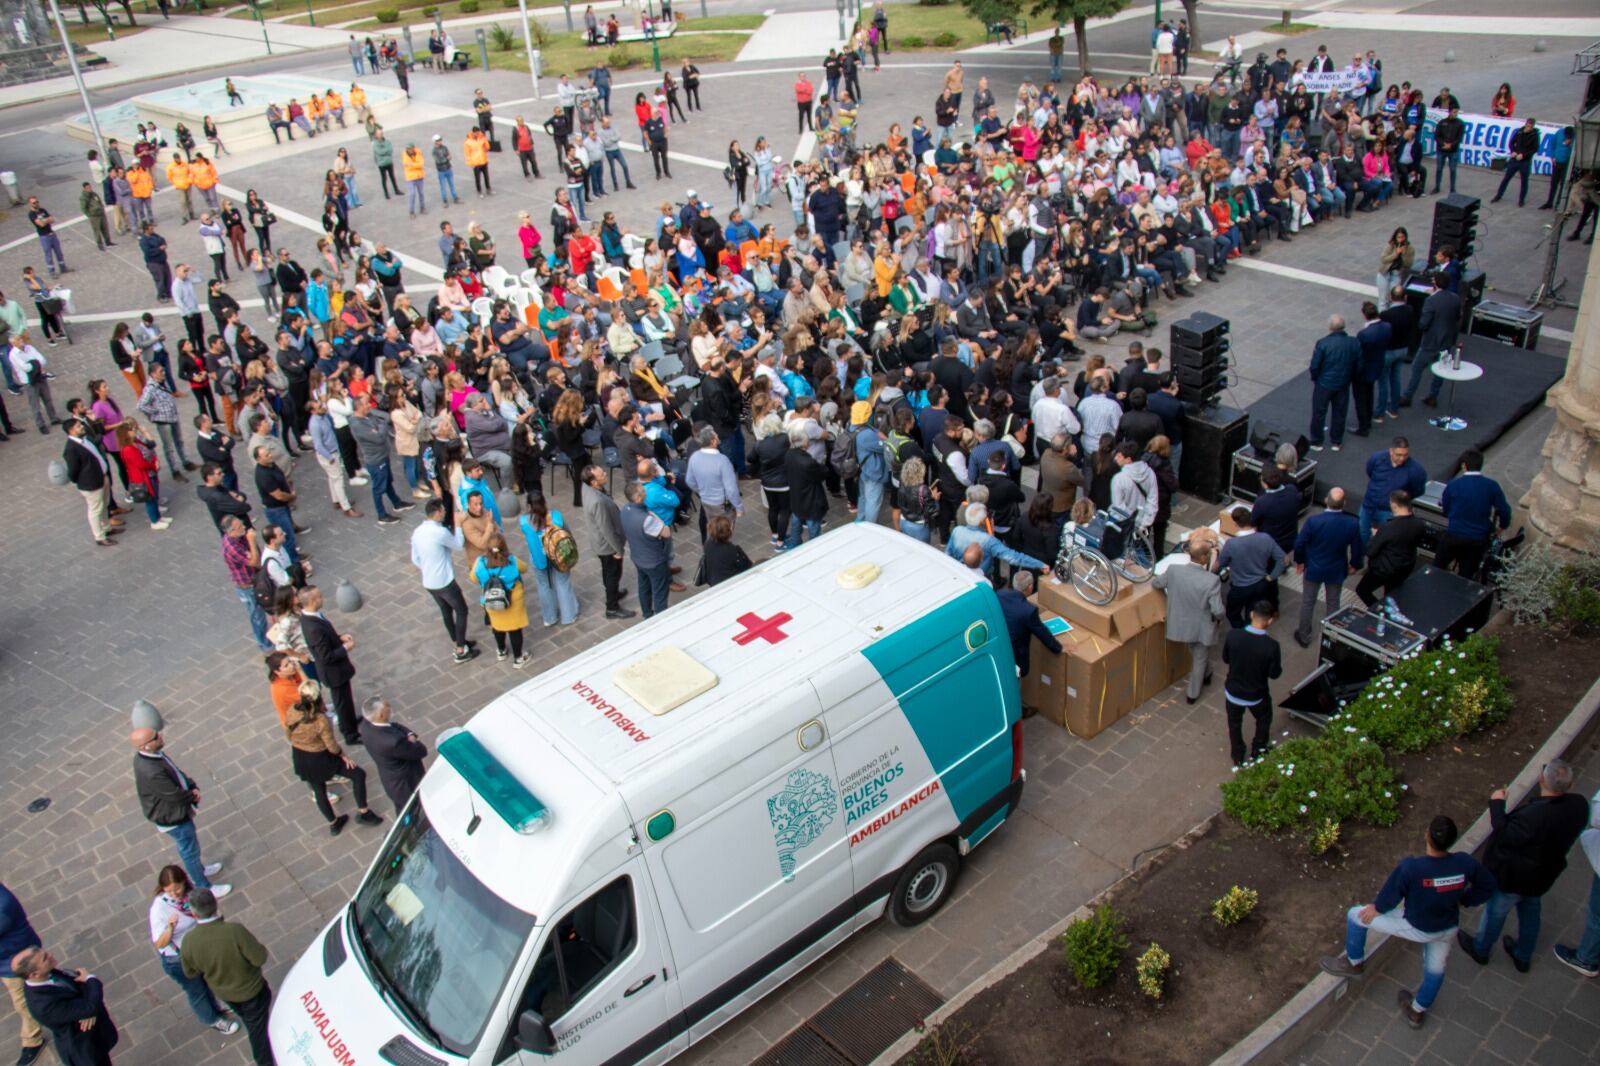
[1021, 580, 1191, 738]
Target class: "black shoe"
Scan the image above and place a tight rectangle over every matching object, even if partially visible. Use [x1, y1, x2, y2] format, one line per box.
[392, 501, 416, 511]
[1186, 695, 1198, 704]
[329, 814, 350, 836]
[377, 514, 401, 525]
[1294, 633, 1311, 649]
[1457, 928, 1490, 965]
[453, 646, 480, 663]
[605, 608, 637, 619]
[1396, 988, 1426, 1029]
[356, 810, 384, 826]
[1502, 935, 1531, 973]
[17, 1044, 45, 1066]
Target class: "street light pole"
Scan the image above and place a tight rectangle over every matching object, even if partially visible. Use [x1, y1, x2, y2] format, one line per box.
[517, 0, 540, 99]
[47, 0, 105, 160]
[253, 2, 273, 55]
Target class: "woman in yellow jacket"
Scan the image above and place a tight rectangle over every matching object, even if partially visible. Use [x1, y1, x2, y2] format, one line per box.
[463, 128, 492, 196]
[166, 155, 195, 222]
[471, 533, 532, 666]
[401, 142, 427, 217]
[190, 153, 220, 212]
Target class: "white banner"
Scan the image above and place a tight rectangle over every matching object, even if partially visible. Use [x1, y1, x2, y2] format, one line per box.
[1420, 109, 1565, 175]
[1298, 69, 1364, 94]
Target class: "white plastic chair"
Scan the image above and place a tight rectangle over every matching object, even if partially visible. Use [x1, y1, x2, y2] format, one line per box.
[519, 267, 542, 290]
[622, 233, 647, 270]
[509, 287, 534, 319]
[482, 265, 513, 296]
[470, 296, 494, 322]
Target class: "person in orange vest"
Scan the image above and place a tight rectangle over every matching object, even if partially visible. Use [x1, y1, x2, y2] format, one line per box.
[401, 142, 427, 217]
[323, 88, 347, 128]
[464, 128, 492, 197]
[166, 153, 195, 223]
[307, 93, 329, 133]
[190, 153, 220, 212]
[349, 83, 369, 124]
[127, 163, 155, 228]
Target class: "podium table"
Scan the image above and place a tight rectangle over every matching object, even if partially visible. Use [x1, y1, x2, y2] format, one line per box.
[1428, 359, 1482, 432]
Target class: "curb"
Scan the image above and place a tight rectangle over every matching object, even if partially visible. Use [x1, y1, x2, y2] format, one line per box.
[869, 813, 1219, 1066]
[1210, 665, 1600, 1066]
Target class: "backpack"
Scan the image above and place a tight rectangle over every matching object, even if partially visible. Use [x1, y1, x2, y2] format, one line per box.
[251, 566, 277, 611]
[481, 569, 511, 611]
[542, 524, 580, 573]
[832, 427, 861, 480]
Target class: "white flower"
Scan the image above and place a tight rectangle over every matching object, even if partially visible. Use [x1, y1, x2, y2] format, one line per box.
[1359, 737, 1368, 743]
[1384, 791, 1392, 798]
[1308, 790, 1318, 798]
[1299, 804, 1308, 813]
[1449, 668, 1457, 675]
[1458, 652, 1467, 659]
[1401, 784, 1409, 790]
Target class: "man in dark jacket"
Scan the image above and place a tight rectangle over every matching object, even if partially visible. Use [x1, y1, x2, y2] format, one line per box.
[358, 697, 429, 813]
[1355, 490, 1427, 606]
[130, 728, 230, 895]
[1352, 303, 1392, 437]
[782, 422, 828, 548]
[1460, 759, 1590, 972]
[1116, 387, 1165, 452]
[1432, 106, 1465, 194]
[299, 584, 364, 744]
[998, 571, 1061, 678]
[1308, 314, 1360, 450]
[699, 358, 747, 473]
[63, 418, 118, 547]
[13, 949, 117, 1066]
[1402, 272, 1462, 409]
[1291, 487, 1363, 647]
[1377, 286, 1416, 419]
[1492, 118, 1543, 207]
[197, 461, 254, 533]
[1251, 464, 1301, 556]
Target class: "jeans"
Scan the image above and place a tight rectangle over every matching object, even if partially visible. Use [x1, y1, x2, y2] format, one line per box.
[165, 817, 214, 889]
[635, 562, 671, 618]
[351, 54, 365, 75]
[366, 459, 404, 517]
[262, 505, 300, 562]
[1345, 905, 1453, 1011]
[154, 419, 191, 472]
[428, 582, 470, 646]
[1403, 350, 1445, 403]
[856, 476, 885, 524]
[605, 149, 632, 190]
[1051, 54, 1063, 81]
[1575, 873, 1600, 968]
[226, 983, 274, 1066]
[344, 173, 361, 208]
[407, 178, 426, 213]
[570, 181, 589, 221]
[718, 426, 746, 475]
[160, 952, 223, 1026]
[142, 476, 163, 524]
[1495, 159, 1532, 205]
[1433, 150, 1458, 193]
[1309, 383, 1349, 446]
[37, 232, 66, 274]
[785, 514, 823, 549]
[1357, 503, 1392, 552]
[530, 563, 579, 625]
[1225, 696, 1273, 765]
[235, 585, 272, 651]
[401, 453, 420, 490]
[1376, 349, 1407, 416]
[438, 169, 459, 202]
[1473, 890, 1541, 965]
[900, 518, 930, 543]
[588, 161, 605, 198]
[977, 241, 1003, 285]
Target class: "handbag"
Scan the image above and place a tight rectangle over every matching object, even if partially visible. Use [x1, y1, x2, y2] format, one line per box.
[130, 484, 150, 503]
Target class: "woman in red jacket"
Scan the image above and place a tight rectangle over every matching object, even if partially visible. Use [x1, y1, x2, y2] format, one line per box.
[117, 420, 171, 530]
[633, 92, 653, 145]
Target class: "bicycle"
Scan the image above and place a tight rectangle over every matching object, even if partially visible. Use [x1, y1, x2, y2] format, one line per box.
[1052, 506, 1155, 606]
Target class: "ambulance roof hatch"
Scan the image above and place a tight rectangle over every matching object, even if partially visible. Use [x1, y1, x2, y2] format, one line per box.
[613, 646, 719, 716]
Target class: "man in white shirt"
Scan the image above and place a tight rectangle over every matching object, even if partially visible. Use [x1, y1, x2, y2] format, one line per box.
[8, 334, 58, 433]
[409, 497, 478, 663]
[1077, 375, 1122, 456]
[753, 348, 788, 407]
[1030, 376, 1080, 459]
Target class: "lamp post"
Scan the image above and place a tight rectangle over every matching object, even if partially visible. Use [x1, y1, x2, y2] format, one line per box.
[647, 20, 660, 72]
[253, 2, 274, 55]
[47, 0, 105, 161]
[517, 0, 540, 98]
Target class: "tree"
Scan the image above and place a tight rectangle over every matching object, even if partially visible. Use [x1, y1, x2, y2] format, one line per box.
[959, 0, 1130, 76]
[1181, 0, 1199, 45]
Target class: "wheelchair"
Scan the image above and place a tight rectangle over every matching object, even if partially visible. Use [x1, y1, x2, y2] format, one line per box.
[1053, 506, 1155, 606]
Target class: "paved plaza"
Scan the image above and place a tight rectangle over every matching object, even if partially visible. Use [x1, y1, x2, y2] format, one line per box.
[0, 2, 1597, 1064]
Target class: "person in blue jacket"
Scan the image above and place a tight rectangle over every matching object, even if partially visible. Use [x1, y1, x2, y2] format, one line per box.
[1358, 437, 1427, 550]
[1307, 313, 1361, 451]
[1323, 815, 1496, 1031]
[0, 881, 45, 1065]
[1292, 487, 1364, 647]
[1437, 448, 1511, 580]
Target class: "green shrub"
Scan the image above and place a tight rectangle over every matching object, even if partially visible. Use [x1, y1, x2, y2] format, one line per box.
[529, 19, 550, 46]
[374, 8, 400, 23]
[1136, 943, 1170, 999]
[1211, 885, 1259, 927]
[1334, 635, 1510, 753]
[1062, 903, 1128, 989]
[1494, 536, 1600, 627]
[901, 34, 926, 47]
[458, 0, 480, 11]
[502, 0, 519, 5]
[606, 44, 635, 68]
[1221, 732, 1402, 834]
[1309, 817, 1341, 856]
[488, 23, 515, 50]
[421, 5, 438, 15]
[1554, 570, 1600, 627]
[932, 31, 960, 47]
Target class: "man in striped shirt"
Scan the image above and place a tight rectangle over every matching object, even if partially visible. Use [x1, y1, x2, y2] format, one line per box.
[220, 516, 271, 652]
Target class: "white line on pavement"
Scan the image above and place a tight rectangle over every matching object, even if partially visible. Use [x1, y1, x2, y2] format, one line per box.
[213, 182, 445, 282]
[793, 131, 817, 165]
[1231, 257, 1375, 297]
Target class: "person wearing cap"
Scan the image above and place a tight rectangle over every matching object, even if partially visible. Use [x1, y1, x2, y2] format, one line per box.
[431, 135, 461, 205]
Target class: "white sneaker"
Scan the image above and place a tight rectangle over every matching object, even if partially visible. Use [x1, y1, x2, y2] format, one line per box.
[152, 518, 173, 530]
[203, 862, 224, 877]
[209, 883, 233, 899]
[349, 475, 370, 486]
[412, 488, 433, 499]
[213, 1019, 241, 1035]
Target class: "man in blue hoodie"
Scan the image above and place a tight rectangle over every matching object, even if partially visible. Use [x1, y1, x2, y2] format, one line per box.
[1437, 448, 1511, 580]
[1322, 815, 1496, 1030]
[852, 405, 891, 525]
[1307, 313, 1361, 451]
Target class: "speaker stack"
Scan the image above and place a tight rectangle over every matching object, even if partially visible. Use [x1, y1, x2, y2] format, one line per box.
[1429, 193, 1479, 265]
[1168, 311, 1229, 408]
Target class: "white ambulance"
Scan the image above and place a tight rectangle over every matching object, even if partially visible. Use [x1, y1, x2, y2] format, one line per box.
[269, 523, 1026, 1066]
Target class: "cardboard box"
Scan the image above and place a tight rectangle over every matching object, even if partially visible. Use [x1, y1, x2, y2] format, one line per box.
[1022, 603, 1143, 738]
[1218, 506, 1245, 537]
[1037, 577, 1167, 642]
[1135, 624, 1195, 703]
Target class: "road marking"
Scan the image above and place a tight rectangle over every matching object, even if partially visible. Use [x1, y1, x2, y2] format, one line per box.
[213, 182, 444, 281]
[792, 131, 816, 165]
[1231, 258, 1375, 297]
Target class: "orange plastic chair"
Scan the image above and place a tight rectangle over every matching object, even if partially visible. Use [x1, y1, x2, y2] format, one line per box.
[629, 267, 650, 296]
[596, 275, 623, 301]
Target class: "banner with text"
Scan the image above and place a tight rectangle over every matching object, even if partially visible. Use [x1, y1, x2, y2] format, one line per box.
[1298, 69, 1364, 94]
[1420, 109, 1565, 175]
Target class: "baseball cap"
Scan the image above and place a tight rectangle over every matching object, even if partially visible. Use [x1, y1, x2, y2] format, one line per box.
[686, 189, 698, 198]
[432, 134, 442, 141]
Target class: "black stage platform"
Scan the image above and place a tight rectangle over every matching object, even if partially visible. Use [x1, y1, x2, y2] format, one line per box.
[1242, 334, 1566, 495]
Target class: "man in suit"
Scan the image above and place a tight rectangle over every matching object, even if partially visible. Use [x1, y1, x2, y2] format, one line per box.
[1153, 532, 1226, 704]
[0, 883, 45, 1066]
[1402, 272, 1461, 409]
[1292, 488, 1364, 647]
[1352, 302, 1392, 437]
[358, 697, 429, 811]
[12, 948, 117, 1066]
[1355, 490, 1427, 607]
[299, 584, 365, 744]
[1308, 314, 1360, 451]
[997, 571, 1061, 679]
[62, 417, 119, 547]
[1251, 464, 1301, 557]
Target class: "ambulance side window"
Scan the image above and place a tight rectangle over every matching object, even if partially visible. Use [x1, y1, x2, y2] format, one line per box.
[518, 878, 637, 1023]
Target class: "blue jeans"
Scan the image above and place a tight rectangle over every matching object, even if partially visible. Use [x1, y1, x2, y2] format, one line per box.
[366, 459, 403, 517]
[401, 454, 420, 489]
[857, 476, 885, 524]
[1434, 150, 1457, 193]
[1345, 905, 1450, 1011]
[719, 426, 746, 475]
[1358, 502, 1392, 552]
[570, 182, 588, 222]
[588, 162, 605, 198]
[605, 149, 632, 190]
[900, 518, 930, 542]
[166, 817, 214, 889]
[785, 514, 823, 549]
[1575, 873, 1600, 968]
[0, 349, 16, 391]
[1404, 350, 1445, 403]
[530, 563, 579, 625]
[1309, 383, 1349, 446]
[351, 54, 364, 76]
[1376, 348, 1407, 415]
[345, 173, 361, 208]
[38, 233, 66, 274]
[262, 505, 299, 562]
[407, 179, 425, 213]
[635, 562, 671, 618]
[1473, 890, 1541, 965]
[977, 242, 1003, 285]
[1050, 54, 1063, 81]
[160, 952, 223, 1026]
[235, 586, 271, 651]
[142, 476, 162, 525]
[438, 170, 459, 202]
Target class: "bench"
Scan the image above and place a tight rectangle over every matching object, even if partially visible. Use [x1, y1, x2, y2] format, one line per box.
[610, 24, 678, 45]
[985, 19, 1028, 45]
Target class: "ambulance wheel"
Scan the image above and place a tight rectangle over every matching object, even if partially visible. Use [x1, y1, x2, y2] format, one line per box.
[889, 843, 960, 927]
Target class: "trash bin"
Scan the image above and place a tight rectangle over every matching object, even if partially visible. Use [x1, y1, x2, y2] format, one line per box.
[0, 171, 19, 206]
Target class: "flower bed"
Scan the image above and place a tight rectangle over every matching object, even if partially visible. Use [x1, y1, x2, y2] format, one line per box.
[900, 624, 1592, 1065]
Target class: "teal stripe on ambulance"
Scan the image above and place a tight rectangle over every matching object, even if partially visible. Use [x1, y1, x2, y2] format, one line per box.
[860, 585, 1021, 825]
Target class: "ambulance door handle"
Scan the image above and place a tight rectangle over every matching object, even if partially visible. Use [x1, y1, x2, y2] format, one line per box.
[624, 974, 656, 997]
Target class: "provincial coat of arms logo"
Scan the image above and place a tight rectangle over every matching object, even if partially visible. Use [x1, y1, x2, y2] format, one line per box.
[766, 767, 838, 881]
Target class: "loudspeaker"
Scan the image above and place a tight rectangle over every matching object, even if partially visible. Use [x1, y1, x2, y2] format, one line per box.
[1179, 403, 1249, 502]
[1171, 340, 1230, 369]
[1175, 362, 1224, 389]
[1430, 194, 1479, 263]
[1434, 193, 1481, 223]
[1247, 420, 1310, 461]
[1171, 312, 1230, 351]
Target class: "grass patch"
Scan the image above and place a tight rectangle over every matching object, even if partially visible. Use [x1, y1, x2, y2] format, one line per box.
[65, 21, 150, 46]
[873, 7, 991, 51]
[1268, 22, 1321, 36]
[484, 25, 748, 79]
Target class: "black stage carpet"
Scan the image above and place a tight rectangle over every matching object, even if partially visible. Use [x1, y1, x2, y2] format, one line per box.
[1243, 334, 1566, 495]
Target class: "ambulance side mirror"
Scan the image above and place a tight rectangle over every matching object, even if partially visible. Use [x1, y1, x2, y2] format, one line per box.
[516, 1010, 556, 1055]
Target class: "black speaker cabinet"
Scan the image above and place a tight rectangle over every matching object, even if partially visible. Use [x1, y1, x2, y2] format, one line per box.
[1179, 404, 1249, 502]
[1171, 312, 1230, 350]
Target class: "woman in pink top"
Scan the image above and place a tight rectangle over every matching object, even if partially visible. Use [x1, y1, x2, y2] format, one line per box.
[445, 371, 478, 430]
[1362, 142, 1393, 205]
[88, 377, 131, 495]
[410, 318, 444, 359]
[517, 210, 543, 269]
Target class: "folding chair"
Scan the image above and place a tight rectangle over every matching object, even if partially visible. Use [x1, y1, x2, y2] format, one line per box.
[638, 339, 665, 364]
[520, 267, 543, 290]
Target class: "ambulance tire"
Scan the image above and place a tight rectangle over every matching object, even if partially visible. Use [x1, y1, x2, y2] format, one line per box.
[888, 843, 960, 927]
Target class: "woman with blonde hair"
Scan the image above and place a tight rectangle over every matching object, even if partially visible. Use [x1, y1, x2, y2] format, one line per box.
[284, 680, 383, 835]
[472, 532, 532, 665]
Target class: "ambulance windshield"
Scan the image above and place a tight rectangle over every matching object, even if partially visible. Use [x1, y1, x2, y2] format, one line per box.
[350, 802, 535, 1055]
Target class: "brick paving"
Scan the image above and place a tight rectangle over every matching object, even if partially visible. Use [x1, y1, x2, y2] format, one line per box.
[0, 13, 1589, 1066]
